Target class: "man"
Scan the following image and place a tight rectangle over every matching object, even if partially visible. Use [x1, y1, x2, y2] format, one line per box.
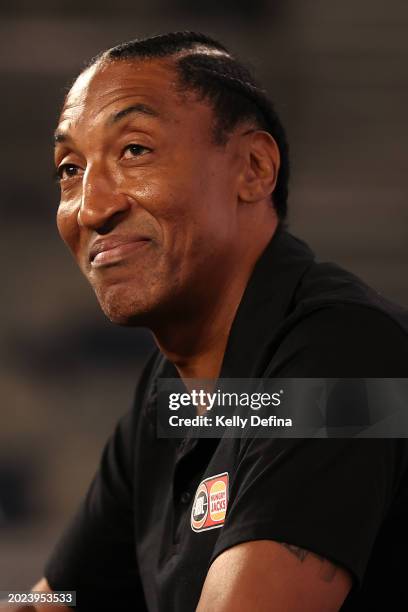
[11, 31, 408, 611]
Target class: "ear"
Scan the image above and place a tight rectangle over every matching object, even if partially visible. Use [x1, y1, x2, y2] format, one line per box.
[237, 130, 280, 204]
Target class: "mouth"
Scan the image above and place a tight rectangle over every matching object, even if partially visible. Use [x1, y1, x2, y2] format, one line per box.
[89, 236, 151, 268]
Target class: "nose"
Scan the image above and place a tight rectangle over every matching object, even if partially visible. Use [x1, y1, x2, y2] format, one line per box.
[77, 163, 130, 232]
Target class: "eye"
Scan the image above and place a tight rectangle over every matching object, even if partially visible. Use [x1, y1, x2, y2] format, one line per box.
[55, 163, 82, 182]
[122, 144, 151, 159]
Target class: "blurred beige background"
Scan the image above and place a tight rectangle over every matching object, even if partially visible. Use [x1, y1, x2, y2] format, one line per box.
[1, 0, 407, 589]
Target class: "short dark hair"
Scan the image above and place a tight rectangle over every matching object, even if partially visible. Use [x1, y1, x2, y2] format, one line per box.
[90, 31, 289, 220]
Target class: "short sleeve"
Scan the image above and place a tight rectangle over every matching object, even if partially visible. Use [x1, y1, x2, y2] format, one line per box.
[212, 305, 408, 585]
[44, 409, 148, 610]
[211, 436, 407, 585]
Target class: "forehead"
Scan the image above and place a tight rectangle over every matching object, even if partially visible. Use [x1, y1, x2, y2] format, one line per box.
[58, 58, 203, 131]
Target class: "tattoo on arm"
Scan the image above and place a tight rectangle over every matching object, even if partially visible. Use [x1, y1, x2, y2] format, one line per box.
[280, 543, 338, 583]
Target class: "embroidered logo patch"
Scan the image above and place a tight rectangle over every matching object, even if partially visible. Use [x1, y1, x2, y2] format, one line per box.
[191, 472, 229, 532]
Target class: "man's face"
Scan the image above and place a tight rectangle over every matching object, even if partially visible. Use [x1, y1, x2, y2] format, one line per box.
[54, 58, 242, 325]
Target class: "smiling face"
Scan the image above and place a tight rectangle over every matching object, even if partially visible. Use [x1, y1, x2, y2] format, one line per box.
[54, 58, 244, 326]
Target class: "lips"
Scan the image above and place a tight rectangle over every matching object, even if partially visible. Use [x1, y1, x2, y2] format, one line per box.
[89, 235, 150, 268]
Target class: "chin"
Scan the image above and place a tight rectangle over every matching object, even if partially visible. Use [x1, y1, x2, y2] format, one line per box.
[98, 297, 151, 327]
[105, 310, 140, 326]
[94, 283, 164, 328]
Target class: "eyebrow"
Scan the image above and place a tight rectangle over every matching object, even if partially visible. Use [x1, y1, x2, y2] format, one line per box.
[109, 103, 160, 124]
[54, 103, 160, 145]
[54, 131, 70, 145]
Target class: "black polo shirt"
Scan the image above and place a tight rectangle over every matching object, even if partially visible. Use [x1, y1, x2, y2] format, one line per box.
[45, 227, 408, 611]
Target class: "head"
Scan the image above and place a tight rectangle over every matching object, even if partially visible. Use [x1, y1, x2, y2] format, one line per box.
[54, 31, 289, 327]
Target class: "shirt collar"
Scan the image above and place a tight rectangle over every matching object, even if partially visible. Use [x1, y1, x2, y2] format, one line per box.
[219, 226, 315, 377]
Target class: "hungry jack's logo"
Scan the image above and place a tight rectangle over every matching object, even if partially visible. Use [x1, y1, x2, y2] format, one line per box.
[191, 472, 229, 532]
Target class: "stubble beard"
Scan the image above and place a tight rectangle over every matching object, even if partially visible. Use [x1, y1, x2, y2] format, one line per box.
[89, 256, 183, 328]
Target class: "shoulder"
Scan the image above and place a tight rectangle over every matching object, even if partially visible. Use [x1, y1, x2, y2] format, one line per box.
[272, 303, 408, 376]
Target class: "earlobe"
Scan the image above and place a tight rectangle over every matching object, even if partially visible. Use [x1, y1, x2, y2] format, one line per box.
[238, 131, 280, 204]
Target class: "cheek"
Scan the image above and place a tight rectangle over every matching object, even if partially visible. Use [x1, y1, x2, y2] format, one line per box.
[56, 199, 81, 256]
[125, 170, 192, 240]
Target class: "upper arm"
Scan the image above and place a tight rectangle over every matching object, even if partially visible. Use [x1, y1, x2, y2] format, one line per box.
[0, 579, 69, 612]
[197, 540, 352, 612]
[43, 410, 147, 608]
[42, 353, 159, 609]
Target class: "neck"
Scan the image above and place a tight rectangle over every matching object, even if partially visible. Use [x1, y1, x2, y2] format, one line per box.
[152, 219, 279, 382]
[153, 277, 243, 380]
